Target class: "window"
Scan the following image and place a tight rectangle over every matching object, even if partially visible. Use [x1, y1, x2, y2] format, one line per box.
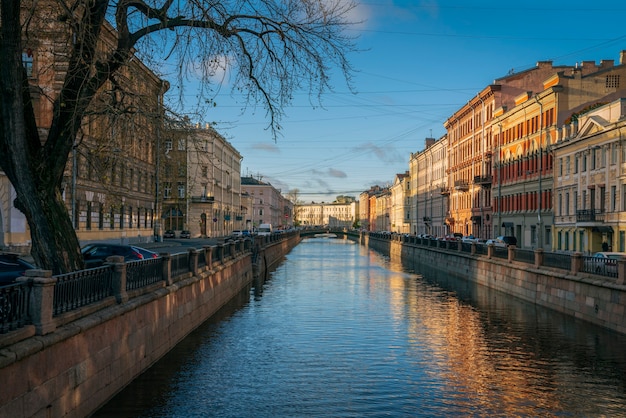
[600, 186, 606, 212]
[612, 186, 617, 211]
[559, 158, 563, 176]
[22, 50, 34, 77]
[591, 148, 597, 170]
[574, 191, 578, 212]
[574, 155, 579, 173]
[202, 166, 208, 177]
[178, 139, 185, 150]
[565, 192, 569, 216]
[165, 140, 172, 151]
[565, 156, 570, 175]
[606, 74, 620, 88]
[612, 144, 618, 165]
[583, 155, 587, 172]
[164, 182, 171, 199]
[178, 182, 185, 198]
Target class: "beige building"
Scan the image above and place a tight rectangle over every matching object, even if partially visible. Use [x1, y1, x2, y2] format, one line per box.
[553, 99, 626, 253]
[161, 124, 243, 238]
[389, 172, 409, 234]
[409, 136, 449, 237]
[241, 176, 293, 230]
[296, 199, 358, 228]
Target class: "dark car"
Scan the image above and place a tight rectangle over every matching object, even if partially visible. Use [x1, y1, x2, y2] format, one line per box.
[81, 244, 159, 268]
[164, 230, 176, 239]
[497, 235, 518, 246]
[179, 230, 191, 239]
[0, 253, 36, 285]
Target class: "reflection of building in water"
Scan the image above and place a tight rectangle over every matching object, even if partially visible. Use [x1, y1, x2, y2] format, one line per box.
[398, 269, 562, 413]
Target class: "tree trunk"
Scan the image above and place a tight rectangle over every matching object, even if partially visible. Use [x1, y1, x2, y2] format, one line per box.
[14, 182, 84, 275]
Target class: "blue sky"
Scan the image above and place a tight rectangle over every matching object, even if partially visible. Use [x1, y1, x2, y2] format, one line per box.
[164, 1, 626, 203]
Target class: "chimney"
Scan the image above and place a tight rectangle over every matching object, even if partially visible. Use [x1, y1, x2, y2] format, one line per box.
[600, 59, 615, 69]
[425, 137, 435, 148]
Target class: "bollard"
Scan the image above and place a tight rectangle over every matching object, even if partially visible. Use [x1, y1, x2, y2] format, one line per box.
[21, 270, 55, 335]
[105, 255, 128, 303]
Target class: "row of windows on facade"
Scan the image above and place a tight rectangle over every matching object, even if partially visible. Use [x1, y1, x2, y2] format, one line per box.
[77, 155, 155, 195]
[71, 202, 155, 230]
[557, 230, 626, 253]
[555, 186, 626, 215]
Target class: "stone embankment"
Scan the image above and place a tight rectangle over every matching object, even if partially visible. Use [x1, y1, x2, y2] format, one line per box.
[0, 232, 299, 418]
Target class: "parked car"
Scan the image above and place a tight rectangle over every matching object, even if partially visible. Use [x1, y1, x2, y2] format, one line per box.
[496, 236, 518, 246]
[180, 230, 191, 239]
[585, 252, 624, 275]
[81, 244, 159, 268]
[231, 230, 244, 238]
[0, 253, 36, 285]
[164, 230, 176, 239]
[485, 238, 506, 247]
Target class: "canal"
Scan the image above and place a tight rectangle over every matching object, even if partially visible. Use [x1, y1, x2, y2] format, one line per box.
[95, 237, 626, 417]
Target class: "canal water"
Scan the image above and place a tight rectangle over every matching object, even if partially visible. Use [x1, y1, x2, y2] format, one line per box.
[95, 238, 626, 417]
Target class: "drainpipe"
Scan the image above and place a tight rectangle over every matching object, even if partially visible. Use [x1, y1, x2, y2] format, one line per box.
[535, 95, 544, 248]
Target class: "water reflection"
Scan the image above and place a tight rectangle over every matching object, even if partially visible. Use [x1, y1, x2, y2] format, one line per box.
[96, 238, 626, 417]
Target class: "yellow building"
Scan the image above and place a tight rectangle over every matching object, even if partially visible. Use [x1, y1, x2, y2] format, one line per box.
[553, 99, 626, 253]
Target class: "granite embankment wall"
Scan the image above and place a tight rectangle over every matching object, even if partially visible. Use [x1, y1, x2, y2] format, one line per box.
[0, 234, 299, 418]
[363, 234, 626, 335]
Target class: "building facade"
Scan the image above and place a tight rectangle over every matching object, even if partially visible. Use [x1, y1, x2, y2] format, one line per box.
[492, 53, 626, 250]
[389, 172, 409, 234]
[296, 201, 359, 228]
[409, 136, 449, 237]
[553, 99, 626, 253]
[1, 20, 165, 250]
[161, 124, 243, 238]
[241, 176, 293, 231]
[444, 61, 575, 240]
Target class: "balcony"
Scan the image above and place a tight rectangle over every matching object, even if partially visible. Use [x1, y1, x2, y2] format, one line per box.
[454, 180, 469, 191]
[576, 209, 605, 223]
[440, 187, 450, 195]
[473, 175, 492, 187]
[422, 216, 431, 223]
[190, 196, 215, 204]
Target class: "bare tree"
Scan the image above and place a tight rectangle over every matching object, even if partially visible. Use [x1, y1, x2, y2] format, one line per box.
[0, 0, 357, 273]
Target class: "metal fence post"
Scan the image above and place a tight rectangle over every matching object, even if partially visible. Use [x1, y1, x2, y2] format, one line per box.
[22, 270, 55, 335]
